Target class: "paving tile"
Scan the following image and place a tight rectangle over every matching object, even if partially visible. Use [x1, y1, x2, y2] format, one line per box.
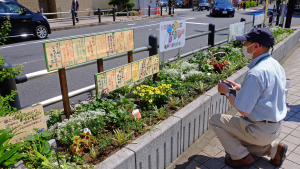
[286, 152, 300, 165]
[278, 132, 288, 140]
[281, 126, 294, 134]
[202, 158, 225, 169]
[201, 144, 222, 157]
[185, 160, 201, 169]
[283, 115, 291, 121]
[210, 139, 224, 151]
[182, 146, 202, 158]
[254, 158, 276, 169]
[293, 146, 300, 155]
[281, 140, 298, 151]
[290, 130, 300, 138]
[195, 165, 209, 169]
[283, 135, 300, 146]
[282, 121, 299, 129]
[286, 106, 300, 113]
[281, 159, 300, 169]
[194, 152, 211, 164]
[214, 151, 226, 164]
[286, 111, 296, 117]
[172, 156, 190, 169]
[296, 125, 300, 131]
[292, 113, 300, 120]
[222, 166, 233, 169]
[286, 117, 300, 123]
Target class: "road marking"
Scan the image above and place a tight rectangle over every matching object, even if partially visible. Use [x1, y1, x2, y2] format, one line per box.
[127, 23, 136, 25]
[1, 23, 160, 49]
[149, 29, 152, 30]
[186, 22, 209, 25]
[185, 18, 196, 20]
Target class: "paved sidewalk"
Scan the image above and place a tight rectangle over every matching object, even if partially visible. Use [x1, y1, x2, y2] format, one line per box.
[167, 41, 300, 169]
[49, 11, 172, 31]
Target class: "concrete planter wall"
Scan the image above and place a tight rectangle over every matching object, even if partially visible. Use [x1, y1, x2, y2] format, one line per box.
[94, 29, 300, 169]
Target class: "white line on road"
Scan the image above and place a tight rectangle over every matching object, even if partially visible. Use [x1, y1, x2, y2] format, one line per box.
[186, 22, 209, 25]
[1, 23, 160, 49]
[127, 23, 136, 25]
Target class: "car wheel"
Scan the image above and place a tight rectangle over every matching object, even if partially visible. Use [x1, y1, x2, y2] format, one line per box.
[34, 25, 48, 39]
[198, 7, 200, 11]
[193, 8, 194, 11]
[207, 9, 209, 11]
[231, 14, 234, 17]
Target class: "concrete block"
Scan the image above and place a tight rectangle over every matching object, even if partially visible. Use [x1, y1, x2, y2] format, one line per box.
[93, 148, 135, 169]
[126, 116, 181, 169]
[173, 95, 211, 152]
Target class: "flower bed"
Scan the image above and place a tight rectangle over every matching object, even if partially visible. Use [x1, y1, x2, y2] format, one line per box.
[4, 27, 297, 169]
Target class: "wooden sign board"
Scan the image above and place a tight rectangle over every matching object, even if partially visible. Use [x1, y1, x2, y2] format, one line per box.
[0, 104, 47, 144]
[44, 29, 135, 72]
[95, 55, 160, 96]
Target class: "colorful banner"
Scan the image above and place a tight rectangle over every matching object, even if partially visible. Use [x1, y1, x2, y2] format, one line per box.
[228, 22, 245, 42]
[159, 20, 186, 52]
[253, 12, 265, 27]
[95, 55, 159, 96]
[44, 29, 135, 72]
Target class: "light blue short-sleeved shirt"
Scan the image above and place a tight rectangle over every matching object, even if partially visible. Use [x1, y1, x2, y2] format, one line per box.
[235, 52, 287, 122]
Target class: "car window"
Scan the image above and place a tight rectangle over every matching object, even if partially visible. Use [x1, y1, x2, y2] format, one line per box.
[4, 2, 23, 14]
[215, 0, 232, 5]
[199, 0, 208, 3]
[0, 2, 9, 13]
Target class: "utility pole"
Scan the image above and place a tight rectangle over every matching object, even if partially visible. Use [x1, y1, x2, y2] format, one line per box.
[264, 0, 270, 26]
[169, 0, 172, 15]
[285, 0, 296, 28]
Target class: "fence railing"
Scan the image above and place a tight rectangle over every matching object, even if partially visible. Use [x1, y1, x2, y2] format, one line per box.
[42, 6, 175, 26]
[1, 12, 279, 114]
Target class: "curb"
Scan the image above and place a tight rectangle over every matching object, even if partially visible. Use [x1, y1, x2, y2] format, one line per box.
[51, 14, 177, 32]
[93, 29, 300, 169]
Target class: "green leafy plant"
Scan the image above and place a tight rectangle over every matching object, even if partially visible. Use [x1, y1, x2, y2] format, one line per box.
[169, 97, 181, 110]
[23, 128, 56, 168]
[113, 129, 134, 146]
[98, 135, 112, 154]
[153, 105, 168, 120]
[0, 125, 28, 168]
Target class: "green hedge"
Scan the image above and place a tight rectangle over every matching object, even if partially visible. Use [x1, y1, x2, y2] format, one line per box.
[241, 1, 256, 8]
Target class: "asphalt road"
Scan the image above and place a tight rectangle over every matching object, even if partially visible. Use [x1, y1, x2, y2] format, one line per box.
[1, 5, 300, 111]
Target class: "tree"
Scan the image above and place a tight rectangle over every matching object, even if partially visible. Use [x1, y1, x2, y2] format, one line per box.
[108, 0, 136, 13]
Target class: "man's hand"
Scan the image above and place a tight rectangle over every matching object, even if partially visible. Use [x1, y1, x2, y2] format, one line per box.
[218, 82, 230, 95]
[225, 79, 241, 91]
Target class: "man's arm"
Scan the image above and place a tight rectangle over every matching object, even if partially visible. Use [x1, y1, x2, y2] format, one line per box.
[218, 83, 249, 117]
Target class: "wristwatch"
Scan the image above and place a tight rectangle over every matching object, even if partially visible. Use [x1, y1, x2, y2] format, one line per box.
[225, 91, 231, 98]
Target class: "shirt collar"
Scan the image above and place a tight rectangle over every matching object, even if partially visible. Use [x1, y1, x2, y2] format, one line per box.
[247, 52, 270, 69]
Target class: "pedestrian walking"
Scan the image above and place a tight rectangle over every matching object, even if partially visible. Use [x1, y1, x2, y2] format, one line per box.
[210, 28, 288, 168]
[71, 0, 79, 23]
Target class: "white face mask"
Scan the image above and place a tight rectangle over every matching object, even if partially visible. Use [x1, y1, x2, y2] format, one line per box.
[242, 43, 256, 60]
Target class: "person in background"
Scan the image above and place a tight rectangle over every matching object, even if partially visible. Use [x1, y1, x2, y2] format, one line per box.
[71, 0, 79, 23]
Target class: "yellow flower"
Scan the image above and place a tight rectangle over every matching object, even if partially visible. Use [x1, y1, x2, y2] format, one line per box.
[169, 92, 173, 94]
[133, 90, 137, 94]
[145, 96, 149, 101]
[137, 87, 141, 90]
[149, 99, 153, 103]
[162, 92, 166, 95]
[169, 84, 172, 87]
[142, 89, 145, 93]
[155, 91, 161, 94]
[150, 92, 154, 95]
[172, 90, 174, 92]
[139, 93, 144, 97]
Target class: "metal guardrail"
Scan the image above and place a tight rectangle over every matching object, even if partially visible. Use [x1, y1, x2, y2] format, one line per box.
[4, 14, 278, 109]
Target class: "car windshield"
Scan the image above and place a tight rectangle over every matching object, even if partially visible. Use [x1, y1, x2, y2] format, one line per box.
[199, 0, 208, 3]
[215, 0, 232, 5]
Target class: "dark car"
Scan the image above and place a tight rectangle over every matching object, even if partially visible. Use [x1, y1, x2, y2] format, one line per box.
[0, 0, 51, 39]
[197, 0, 210, 11]
[210, 0, 235, 17]
[176, 0, 185, 8]
[160, 0, 169, 7]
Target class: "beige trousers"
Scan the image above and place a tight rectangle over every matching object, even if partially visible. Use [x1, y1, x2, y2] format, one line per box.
[209, 114, 282, 160]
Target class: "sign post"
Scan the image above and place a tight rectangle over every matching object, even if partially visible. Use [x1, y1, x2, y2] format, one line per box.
[264, 0, 270, 26]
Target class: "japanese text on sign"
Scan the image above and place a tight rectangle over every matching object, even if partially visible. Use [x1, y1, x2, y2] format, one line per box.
[44, 30, 135, 72]
[95, 55, 160, 96]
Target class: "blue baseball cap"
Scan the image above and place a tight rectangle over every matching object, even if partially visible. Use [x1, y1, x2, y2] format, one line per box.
[236, 28, 275, 48]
